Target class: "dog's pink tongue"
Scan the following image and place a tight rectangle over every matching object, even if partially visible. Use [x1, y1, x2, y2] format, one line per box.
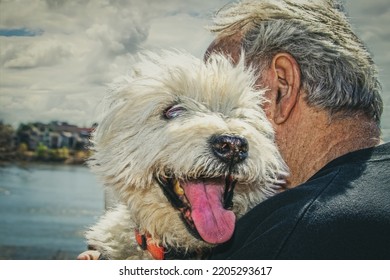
[182, 181, 235, 244]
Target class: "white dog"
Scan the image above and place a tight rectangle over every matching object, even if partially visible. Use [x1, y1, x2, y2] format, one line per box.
[84, 50, 287, 259]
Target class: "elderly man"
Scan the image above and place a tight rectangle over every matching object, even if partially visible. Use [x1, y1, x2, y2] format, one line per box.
[205, 0, 389, 259]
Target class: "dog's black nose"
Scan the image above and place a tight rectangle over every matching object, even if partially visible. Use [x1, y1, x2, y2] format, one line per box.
[211, 135, 248, 164]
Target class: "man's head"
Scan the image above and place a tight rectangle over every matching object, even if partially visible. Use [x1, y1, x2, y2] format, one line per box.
[206, 0, 382, 123]
[205, 0, 383, 187]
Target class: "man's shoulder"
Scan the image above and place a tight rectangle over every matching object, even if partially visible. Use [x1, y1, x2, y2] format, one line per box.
[306, 142, 390, 212]
[300, 142, 390, 213]
[296, 142, 390, 225]
[274, 143, 390, 258]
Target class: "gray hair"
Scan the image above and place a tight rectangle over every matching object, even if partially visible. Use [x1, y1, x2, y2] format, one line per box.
[209, 0, 383, 123]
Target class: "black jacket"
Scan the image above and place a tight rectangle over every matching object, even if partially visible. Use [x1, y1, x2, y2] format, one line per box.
[211, 143, 390, 259]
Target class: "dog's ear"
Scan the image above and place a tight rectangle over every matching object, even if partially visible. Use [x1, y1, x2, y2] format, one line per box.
[267, 53, 301, 124]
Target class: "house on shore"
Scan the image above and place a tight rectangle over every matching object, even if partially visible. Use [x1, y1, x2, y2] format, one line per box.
[15, 121, 96, 151]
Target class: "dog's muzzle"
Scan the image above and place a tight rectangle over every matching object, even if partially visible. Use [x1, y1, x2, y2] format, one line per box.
[156, 134, 249, 245]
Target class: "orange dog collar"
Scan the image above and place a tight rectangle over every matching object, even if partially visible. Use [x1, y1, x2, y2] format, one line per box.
[135, 229, 165, 260]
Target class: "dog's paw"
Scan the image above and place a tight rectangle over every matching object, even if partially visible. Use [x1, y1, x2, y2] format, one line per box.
[77, 250, 102, 260]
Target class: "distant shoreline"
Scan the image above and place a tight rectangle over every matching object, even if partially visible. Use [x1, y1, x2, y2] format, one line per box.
[0, 149, 90, 167]
[0, 154, 89, 168]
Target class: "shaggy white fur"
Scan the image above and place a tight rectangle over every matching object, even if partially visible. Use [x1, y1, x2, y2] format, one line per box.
[85, 50, 288, 259]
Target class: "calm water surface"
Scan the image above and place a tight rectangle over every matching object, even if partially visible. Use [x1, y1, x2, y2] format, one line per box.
[0, 163, 105, 259]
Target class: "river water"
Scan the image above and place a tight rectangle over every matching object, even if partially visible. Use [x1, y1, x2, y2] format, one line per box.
[0, 163, 105, 260]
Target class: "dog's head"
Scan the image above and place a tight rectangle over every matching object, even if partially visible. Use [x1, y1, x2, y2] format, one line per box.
[89, 50, 287, 250]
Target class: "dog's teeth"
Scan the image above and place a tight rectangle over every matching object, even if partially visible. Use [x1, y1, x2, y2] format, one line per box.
[174, 180, 185, 195]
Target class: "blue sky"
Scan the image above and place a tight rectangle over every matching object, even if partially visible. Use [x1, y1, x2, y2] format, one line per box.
[0, 28, 44, 37]
[0, 0, 389, 140]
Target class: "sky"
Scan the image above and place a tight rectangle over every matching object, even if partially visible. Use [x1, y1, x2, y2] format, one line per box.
[0, 0, 389, 140]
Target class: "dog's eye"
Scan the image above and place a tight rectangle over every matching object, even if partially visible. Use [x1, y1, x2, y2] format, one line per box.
[164, 105, 186, 119]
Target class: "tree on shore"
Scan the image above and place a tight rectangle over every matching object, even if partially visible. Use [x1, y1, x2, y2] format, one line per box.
[36, 142, 49, 159]
[0, 121, 15, 159]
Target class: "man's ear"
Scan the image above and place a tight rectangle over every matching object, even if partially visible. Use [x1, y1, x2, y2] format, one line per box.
[270, 53, 301, 124]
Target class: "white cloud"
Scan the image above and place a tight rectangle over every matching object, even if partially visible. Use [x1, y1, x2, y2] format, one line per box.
[1, 38, 72, 69]
[144, 12, 214, 57]
[0, 0, 158, 127]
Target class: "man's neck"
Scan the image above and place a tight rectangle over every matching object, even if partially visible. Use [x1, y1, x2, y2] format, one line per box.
[278, 102, 381, 188]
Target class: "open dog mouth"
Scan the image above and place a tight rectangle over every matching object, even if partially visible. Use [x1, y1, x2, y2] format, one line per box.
[156, 174, 237, 244]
